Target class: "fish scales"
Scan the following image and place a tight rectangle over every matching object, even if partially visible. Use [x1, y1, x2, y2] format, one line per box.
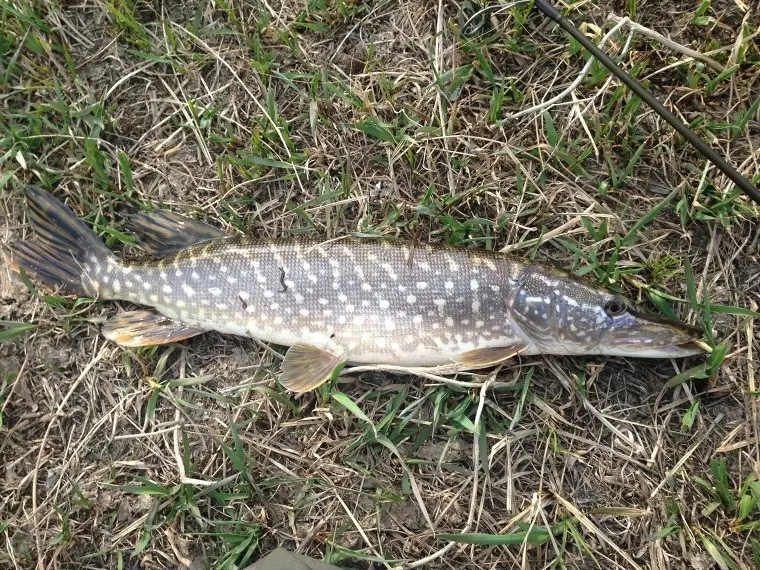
[93, 237, 530, 367]
[11, 187, 704, 392]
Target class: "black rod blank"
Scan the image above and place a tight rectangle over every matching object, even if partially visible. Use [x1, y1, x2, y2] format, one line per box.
[534, 0, 760, 206]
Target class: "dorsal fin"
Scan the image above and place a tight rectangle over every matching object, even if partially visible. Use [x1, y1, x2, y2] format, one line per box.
[125, 209, 230, 258]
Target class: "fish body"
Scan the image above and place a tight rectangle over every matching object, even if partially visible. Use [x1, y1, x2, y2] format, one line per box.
[95, 237, 534, 367]
[11, 187, 704, 391]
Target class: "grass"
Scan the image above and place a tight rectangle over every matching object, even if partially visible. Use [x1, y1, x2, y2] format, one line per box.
[1, 0, 759, 568]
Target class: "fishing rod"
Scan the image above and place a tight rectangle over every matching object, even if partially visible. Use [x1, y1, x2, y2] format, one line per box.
[469, 0, 760, 206]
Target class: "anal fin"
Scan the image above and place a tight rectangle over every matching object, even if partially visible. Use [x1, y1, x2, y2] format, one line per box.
[126, 210, 229, 258]
[102, 309, 207, 347]
[279, 342, 344, 392]
[455, 344, 527, 368]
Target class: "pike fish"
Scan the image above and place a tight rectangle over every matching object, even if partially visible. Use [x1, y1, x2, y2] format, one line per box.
[10, 187, 704, 392]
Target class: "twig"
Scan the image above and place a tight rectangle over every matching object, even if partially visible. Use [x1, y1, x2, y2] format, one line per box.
[433, 0, 456, 194]
[501, 17, 631, 123]
[499, 203, 597, 253]
[505, 12, 725, 125]
[746, 301, 758, 465]
[334, 491, 388, 564]
[554, 493, 644, 570]
[649, 413, 724, 499]
[607, 15, 724, 72]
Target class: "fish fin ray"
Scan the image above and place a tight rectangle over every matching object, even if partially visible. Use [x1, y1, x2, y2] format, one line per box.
[125, 210, 229, 258]
[455, 344, 527, 368]
[279, 343, 344, 392]
[102, 310, 207, 347]
[11, 187, 116, 297]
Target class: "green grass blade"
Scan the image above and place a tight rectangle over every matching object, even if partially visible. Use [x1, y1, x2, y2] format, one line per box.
[664, 363, 711, 390]
[621, 190, 677, 246]
[0, 320, 37, 342]
[439, 527, 556, 546]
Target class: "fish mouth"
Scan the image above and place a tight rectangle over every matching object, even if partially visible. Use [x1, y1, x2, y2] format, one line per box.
[665, 339, 707, 357]
[605, 315, 706, 358]
[607, 338, 705, 358]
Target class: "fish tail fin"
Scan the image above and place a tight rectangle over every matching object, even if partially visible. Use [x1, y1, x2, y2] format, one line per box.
[10, 186, 117, 298]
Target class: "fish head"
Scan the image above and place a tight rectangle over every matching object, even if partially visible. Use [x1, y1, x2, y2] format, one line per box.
[511, 268, 705, 358]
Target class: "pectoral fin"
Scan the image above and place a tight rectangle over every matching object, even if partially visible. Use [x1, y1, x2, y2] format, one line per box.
[455, 344, 527, 368]
[279, 343, 344, 392]
[102, 310, 207, 346]
[126, 210, 230, 258]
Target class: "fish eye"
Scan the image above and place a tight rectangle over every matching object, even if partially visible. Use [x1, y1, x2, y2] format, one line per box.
[603, 297, 627, 317]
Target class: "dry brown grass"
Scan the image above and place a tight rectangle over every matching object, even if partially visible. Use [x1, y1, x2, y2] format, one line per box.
[1, 0, 759, 568]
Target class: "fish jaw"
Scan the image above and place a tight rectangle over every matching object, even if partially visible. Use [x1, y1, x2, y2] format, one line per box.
[596, 343, 703, 358]
[588, 312, 705, 358]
